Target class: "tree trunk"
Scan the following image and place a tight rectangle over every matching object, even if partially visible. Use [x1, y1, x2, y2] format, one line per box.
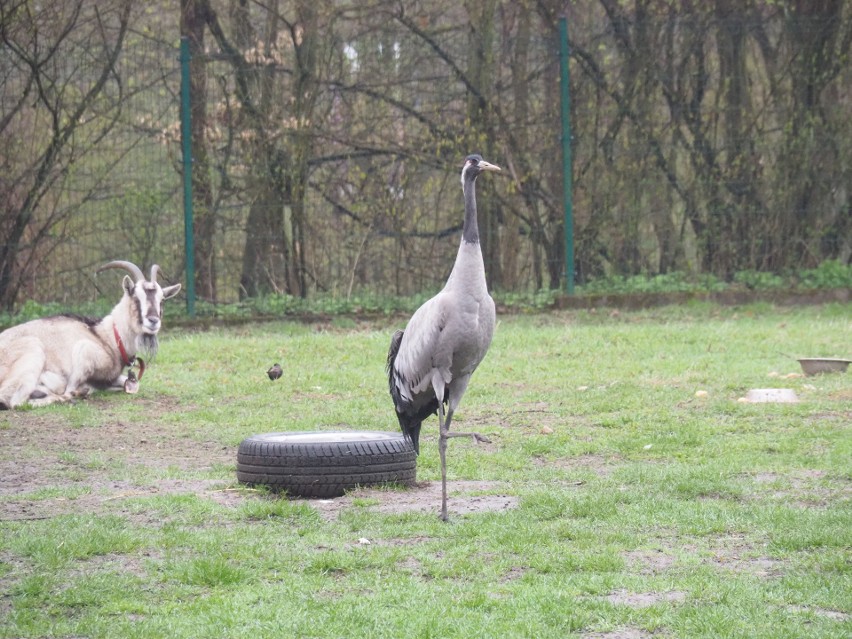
[181, 0, 217, 301]
[214, 0, 293, 299]
[240, 175, 290, 298]
[287, 0, 323, 298]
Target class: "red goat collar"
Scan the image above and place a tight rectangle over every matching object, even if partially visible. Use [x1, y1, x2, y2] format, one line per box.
[113, 325, 145, 379]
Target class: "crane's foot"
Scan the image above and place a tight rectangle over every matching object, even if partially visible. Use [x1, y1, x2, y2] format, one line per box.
[445, 431, 492, 445]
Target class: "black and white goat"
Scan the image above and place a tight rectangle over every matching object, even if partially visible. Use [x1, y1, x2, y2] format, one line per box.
[0, 261, 181, 409]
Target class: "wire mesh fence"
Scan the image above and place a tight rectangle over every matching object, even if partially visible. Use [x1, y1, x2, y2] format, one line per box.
[0, 2, 183, 311]
[1, 1, 850, 315]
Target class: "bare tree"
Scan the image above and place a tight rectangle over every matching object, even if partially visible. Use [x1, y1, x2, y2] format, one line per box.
[0, 0, 133, 310]
[197, 0, 330, 299]
[4, 0, 850, 309]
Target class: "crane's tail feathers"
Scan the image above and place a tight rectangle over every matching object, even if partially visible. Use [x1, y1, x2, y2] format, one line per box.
[386, 329, 404, 375]
[386, 329, 405, 407]
[387, 329, 419, 452]
[401, 422, 422, 455]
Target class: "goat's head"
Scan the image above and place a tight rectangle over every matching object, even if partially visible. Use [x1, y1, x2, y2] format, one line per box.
[98, 261, 182, 335]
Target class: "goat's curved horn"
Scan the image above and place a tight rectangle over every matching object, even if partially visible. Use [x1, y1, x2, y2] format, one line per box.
[98, 261, 145, 282]
[149, 264, 160, 282]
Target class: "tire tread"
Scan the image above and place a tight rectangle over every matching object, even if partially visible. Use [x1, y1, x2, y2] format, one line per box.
[236, 431, 417, 497]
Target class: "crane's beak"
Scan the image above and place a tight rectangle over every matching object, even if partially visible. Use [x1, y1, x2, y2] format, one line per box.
[478, 159, 501, 172]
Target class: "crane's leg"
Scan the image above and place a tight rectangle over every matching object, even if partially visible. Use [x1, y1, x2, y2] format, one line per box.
[445, 431, 492, 444]
[437, 405, 485, 522]
[441, 408, 492, 444]
[437, 400, 449, 522]
[443, 377, 491, 445]
[433, 376, 491, 522]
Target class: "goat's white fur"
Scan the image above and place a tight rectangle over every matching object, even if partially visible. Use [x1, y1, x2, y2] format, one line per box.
[0, 262, 181, 409]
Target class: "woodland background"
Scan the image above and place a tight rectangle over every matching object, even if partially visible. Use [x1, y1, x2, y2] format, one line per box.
[1, 0, 850, 311]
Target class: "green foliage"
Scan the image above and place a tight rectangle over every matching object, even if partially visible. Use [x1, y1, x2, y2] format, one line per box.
[734, 261, 852, 292]
[183, 260, 846, 318]
[492, 289, 559, 311]
[579, 271, 726, 295]
[578, 260, 851, 297]
[797, 260, 852, 290]
[192, 292, 433, 319]
[2, 261, 848, 330]
[0, 298, 114, 330]
[733, 270, 786, 290]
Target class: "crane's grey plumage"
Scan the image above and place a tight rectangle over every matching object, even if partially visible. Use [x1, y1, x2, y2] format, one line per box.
[387, 154, 500, 521]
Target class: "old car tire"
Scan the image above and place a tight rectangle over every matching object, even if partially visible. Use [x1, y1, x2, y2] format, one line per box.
[236, 431, 417, 498]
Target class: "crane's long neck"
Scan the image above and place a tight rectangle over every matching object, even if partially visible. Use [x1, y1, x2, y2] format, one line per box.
[461, 175, 480, 245]
[446, 175, 486, 292]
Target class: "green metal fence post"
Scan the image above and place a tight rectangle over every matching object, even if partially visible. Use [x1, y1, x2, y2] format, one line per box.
[559, 16, 575, 295]
[180, 36, 196, 316]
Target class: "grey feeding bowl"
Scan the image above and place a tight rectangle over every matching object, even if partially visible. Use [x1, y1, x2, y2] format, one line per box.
[797, 358, 851, 376]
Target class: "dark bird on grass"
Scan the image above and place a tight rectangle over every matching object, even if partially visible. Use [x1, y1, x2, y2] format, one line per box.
[387, 154, 500, 521]
[267, 363, 283, 381]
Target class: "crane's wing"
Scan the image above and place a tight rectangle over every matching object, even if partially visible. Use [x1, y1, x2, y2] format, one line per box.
[392, 294, 452, 402]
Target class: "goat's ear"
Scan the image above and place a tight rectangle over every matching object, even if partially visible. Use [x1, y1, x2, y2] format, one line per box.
[122, 275, 135, 295]
[162, 283, 182, 300]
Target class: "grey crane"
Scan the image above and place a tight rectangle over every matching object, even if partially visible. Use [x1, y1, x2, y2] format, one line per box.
[386, 154, 500, 521]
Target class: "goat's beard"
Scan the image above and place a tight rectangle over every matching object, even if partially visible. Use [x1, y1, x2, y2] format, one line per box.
[136, 333, 159, 361]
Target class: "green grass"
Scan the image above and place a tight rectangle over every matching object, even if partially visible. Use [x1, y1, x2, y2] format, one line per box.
[0, 302, 850, 638]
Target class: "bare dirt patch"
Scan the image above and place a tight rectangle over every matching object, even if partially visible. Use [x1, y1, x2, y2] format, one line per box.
[706, 534, 781, 576]
[1, 399, 242, 522]
[304, 480, 518, 521]
[785, 605, 850, 622]
[739, 469, 852, 510]
[0, 403, 517, 523]
[537, 452, 621, 478]
[583, 630, 656, 639]
[623, 549, 676, 575]
[606, 589, 686, 607]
